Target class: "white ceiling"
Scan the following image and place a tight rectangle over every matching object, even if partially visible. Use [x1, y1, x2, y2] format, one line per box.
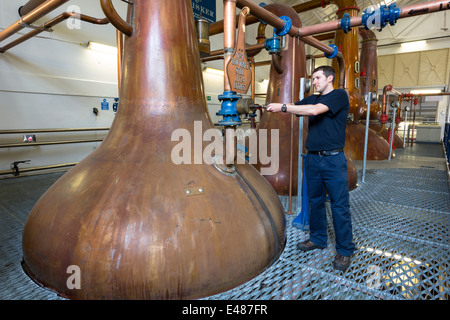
[1, 0, 448, 57]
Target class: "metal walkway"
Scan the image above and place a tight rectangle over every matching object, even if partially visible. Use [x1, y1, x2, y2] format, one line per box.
[1, 143, 449, 300]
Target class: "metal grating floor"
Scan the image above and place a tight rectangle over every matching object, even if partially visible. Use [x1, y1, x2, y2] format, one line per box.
[0, 143, 449, 300]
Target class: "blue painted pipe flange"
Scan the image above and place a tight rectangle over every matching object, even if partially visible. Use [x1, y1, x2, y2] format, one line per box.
[386, 3, 400, 26]
[361, 7, 375, 30]
[324, 44, 339, 59]
[340, 12, 351, 33]
[275, 16, 292, 36]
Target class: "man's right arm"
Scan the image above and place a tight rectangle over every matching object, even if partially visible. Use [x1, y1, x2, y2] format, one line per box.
[266, 102, 329, 116]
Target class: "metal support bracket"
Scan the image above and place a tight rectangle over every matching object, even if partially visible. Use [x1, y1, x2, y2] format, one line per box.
[19, 17, 53, 33]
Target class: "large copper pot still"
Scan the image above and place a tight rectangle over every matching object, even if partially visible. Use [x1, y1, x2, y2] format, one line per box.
[21, 0, 286, 300]
[250, 3, 357, 194]
[359, 27, 403, 149]
[332, 0, 392, 161]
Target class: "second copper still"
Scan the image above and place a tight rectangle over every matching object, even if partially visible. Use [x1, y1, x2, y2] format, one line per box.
[359, 27, 403, 149]
[332, 0, 393, 161]
[250, 3, 358, 195]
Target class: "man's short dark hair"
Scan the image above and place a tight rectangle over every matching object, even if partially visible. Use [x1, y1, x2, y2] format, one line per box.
[313, 65, 336, 84]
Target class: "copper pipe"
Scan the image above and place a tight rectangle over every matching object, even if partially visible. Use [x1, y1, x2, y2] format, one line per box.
[201, 55, 224, 63]
[249, 57, 256, 101]
[208, 42, 265, 58]
[116, 29, 123, 93]
[234, 1, 346, 87]
[0, 12, 109, 53]
[0, 0, 70, 43]
[399, 1, 450, 19]
[382, 85, 393, 115]
[100, 0, 133, 37]
[272, 53, 284, 74]
[396, 95, 402, 120]
[223, 0, 237, 92]
[289, 35, 346, 89]
[236, 0, 450, 39]
[236, 0, 285, 32]
[382, 85, 405, 114]
[314, 32, 335, 41]
[19, 0, 48, 16]
[254, 60, 271, 67]
[210, 0, 331, 36]
[247, 22, 266, 57]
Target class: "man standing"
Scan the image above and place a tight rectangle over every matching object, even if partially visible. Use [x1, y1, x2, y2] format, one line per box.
[267, 65, 355, 271]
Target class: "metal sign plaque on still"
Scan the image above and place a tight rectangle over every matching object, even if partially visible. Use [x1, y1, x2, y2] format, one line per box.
[191, 0, 216, 23]
[226, 8, 252, 94]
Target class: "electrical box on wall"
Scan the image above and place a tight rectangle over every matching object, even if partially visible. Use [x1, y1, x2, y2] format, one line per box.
[23, 135, 36, 142]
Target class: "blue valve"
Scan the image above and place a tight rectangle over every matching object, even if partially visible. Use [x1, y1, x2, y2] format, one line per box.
[264, 36, 281, 54]
[217, 91, 242, 126]
[264, 16, 292, 55]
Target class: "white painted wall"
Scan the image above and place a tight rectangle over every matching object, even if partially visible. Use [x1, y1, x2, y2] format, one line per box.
[0, 0, 126, 176]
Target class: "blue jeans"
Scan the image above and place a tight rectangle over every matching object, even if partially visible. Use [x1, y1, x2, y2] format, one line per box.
[305, 152, 355, 257]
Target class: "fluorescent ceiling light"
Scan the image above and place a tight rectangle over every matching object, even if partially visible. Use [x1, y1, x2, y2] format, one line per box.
[410, 89, 442, 95]
[88, 42, 117, 54]
[203, 67, 224, 76]
[400, 40, 427, 50]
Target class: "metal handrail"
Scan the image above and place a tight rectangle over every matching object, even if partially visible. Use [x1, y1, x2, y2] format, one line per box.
[0, 127, 110, 134]
[0, 139, 104, 149]
[0, 162, 78, 176]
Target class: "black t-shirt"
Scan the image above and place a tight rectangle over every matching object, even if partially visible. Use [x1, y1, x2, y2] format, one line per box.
[295, 89, 349, 152]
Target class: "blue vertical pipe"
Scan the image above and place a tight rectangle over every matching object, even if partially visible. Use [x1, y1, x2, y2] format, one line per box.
[293, 154, 309, 230]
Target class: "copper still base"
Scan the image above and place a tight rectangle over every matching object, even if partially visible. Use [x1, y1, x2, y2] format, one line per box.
[344, 122, 394, 160]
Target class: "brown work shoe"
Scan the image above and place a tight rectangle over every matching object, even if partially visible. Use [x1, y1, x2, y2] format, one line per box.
[333, 254, 351, 271]
[297, 240, 326, 252]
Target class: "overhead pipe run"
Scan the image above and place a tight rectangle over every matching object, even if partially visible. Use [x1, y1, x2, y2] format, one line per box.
[209, 0, 332, 36]
[0, 13, 110, 53]
[100, 0, 133, 37]
[235, 0, 450, 45]
[18, 0, 48, 16]
[0, 0, 70, 44]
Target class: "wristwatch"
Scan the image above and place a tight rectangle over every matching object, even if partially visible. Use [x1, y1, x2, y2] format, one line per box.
[281, 104, 287, 112]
